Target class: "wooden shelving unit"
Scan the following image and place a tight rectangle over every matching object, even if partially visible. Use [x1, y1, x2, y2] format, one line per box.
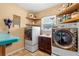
[57, 3, 79, 16]
[26, 17, 40, 26]
[56, 3, 79, 23]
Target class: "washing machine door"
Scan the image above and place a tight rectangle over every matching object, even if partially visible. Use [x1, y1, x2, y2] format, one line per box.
[53, 29, 75, 49]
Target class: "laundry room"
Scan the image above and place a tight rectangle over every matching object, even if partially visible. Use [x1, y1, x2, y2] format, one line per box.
[0, 3, 79, 56]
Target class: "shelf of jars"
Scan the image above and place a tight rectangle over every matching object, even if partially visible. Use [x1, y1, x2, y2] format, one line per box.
[57, 13, 79, 23]
[63, 18, 79, 23]
[57, 3, 79, 16]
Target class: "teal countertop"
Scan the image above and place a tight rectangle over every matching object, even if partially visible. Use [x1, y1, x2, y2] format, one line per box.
[0, 32, 19, 45]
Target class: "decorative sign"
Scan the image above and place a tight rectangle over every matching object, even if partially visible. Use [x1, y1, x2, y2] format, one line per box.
[13, 15, 20, 28]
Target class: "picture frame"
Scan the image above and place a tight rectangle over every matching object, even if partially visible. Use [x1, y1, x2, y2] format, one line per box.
[13, 15, 21, 28]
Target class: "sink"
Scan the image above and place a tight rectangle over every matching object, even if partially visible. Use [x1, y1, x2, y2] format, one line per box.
[0, 32, 19, 45]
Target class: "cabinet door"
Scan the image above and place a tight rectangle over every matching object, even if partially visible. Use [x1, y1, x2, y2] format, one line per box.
[45, 38, 51, 54]
[38, 37, 45, 50]
[38, 36, 51, 55]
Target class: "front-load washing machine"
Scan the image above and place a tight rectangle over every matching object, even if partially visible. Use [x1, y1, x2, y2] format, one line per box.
[52, 23, 79, 56]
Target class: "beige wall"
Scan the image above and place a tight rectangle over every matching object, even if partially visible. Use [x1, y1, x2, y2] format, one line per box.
[0, 4, 31, 28]
[35, 4, 63, 25]
[36, 4, 63, 18]
[0, 3, 30, 55]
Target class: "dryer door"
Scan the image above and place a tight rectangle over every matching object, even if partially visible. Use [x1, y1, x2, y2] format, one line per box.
[53, 29, 75, 49]
[24, 28, 32, 40]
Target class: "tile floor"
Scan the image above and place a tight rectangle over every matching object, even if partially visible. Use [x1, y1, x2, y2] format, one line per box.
[10, 49, 50, 56]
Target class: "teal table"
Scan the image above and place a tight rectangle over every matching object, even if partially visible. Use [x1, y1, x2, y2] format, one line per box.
[0, 32, 19, 56]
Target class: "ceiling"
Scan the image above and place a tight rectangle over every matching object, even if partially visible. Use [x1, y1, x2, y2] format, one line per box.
[17, 3, 58, 12]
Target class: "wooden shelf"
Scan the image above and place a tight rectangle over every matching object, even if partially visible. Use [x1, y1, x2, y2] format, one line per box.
[26, 24, 40, 26]
[26, 17, 40, 20]
[57, 3, 79, 16]
[63, 17, 79, 23]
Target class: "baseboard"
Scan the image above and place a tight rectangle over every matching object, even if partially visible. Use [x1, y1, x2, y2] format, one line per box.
[6, 47, 24, 56]
[51, 53, 59, 56]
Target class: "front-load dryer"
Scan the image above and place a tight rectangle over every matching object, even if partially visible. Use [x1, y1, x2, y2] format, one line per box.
[52, 23, 79, 56]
